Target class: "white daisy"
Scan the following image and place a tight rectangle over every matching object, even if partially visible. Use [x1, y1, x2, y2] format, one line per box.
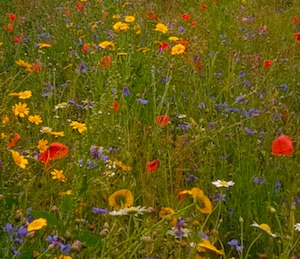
[212, 180, 235, 188]
[294, 223, 300, 232]
[251, 221, 277, 237]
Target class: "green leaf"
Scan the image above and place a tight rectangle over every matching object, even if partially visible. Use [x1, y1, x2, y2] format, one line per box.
[77, 230, 102, 247]
[61, 195, 74, 213]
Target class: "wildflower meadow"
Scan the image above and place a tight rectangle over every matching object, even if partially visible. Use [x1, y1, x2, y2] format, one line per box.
[1, 0, 300, 258]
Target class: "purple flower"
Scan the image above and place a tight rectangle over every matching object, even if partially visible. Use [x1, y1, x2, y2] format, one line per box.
[3, 223, 14, 233]
[225, 108, 239, 113]
[227, 239, 244, 251]
[281, 84, 288, 91]
[186, 174, 198, 182]
[137, 98, 148, 105]
[245, 127, 256, 134]
[90, 146, 103, 159]
[253, 177, 266, 184]
[179, 124, 190, 131]
[198, 102, 206, 109]
[78, 61, 88, 73]
[214, 193, 226, 203]
[274, 182, 281, 194]
[92, 207, 108, 214]
[123, 86, 130, 96]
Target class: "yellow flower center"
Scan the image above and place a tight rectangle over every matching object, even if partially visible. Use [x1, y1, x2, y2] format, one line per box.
[259, 224, 271, 232]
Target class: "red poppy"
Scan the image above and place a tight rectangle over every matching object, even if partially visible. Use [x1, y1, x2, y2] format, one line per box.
[100, 56, 112, 69]
[113, 101, 120, 111]
[32, 64, 42, 73]
[13, 36, 22, 42]
[146, 10, 157, 20]
[8, 133, 20, 149]
[293, 33, 300, 42]
[272, 135, 294, 156]
[263, 59, 273, 68]
[81, 43, 89, 53]
[6, 23, 13, 33]
[182, 13, 191, 21]
[147, 159, 159, 172]
[179, 39, 188, 46]
[155, 115, 170, 126]
[190, 21, 197, 27]
[39, 142, 69, 166]
[64, 10, 70, 16]
[8, 13, 16, 22]
[292, 17, 299, 24]
[102, 11, 109, 19]
[76, 2, 83, 10]
[201, 4, 207, 10]
[158, 42, 168, 51]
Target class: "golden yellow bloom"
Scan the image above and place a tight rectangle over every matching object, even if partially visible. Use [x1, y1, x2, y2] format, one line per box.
[134, 25, 141, 35]
[2, 115, 9, 124]
[70, 121, 87, 133]
[196, 238, 224, 255]
[251, 222, 277, 237]
[27, 218, 47, 232]
[50, 169, 67, 182]
[112, 14, 120, 19]
[28, 115, 42, 125]
[63, 63, 73, 70]
[50, 131, 65, 137]
[99, 41, 115, 50]
[115, 160, 132, 172]
[125, 16, 135, 22]
[11, 150, 28, 169]
[154, 23, 168, 34]
[108, 189, 133, 210]
[137, 47, 150, 53]
[191, 187, 212, 214]
[9, 90, 32, 99]
[113, 22, 129, 32]
[159, 207, 177, 226]
[1, 133, 6, 139]
[15, 59, 32, 71]
[37, 139, 48, 153]
[12, 102, 30, 118]
[0, 42, 3, 46]
[38, 43, 52, 49]
[53, 256, 72, 259]
[117, 52, 128, 56]
[171, 44, 186, 55]
[168, 36, 180, 42]
[60, 190, 73, 196]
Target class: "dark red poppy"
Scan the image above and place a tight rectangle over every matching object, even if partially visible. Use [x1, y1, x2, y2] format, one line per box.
[293, 33, 300, 42]
[158, 42, 168, 51]
[39, 142, 69, 166]
[8, 133, 20, 149]
[100, 56, 112, 69]
[155, 115, 170, 126]
[113, 101, 120, 111]
[146, 10, 157, 20]
[201, 4, 207, 10]
[272, 135, 294, 156]
[179, 39, 188, 46]
[76, 2, 83, 10]
[292, 17, 299, 24]
[147, 159, 159, 172]
[182, 13, 191, 21]
[81, 43, 89, 53]
[13, 36, 22, 42]
[8, 13, 16, 22]
[263, 59, 273, 68]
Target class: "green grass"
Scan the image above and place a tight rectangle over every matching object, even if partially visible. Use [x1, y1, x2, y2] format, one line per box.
[0, 0, 300, 258]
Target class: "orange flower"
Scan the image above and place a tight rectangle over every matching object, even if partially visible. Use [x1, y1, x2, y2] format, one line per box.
[8, 133, 20, 149]
[146, 10, 157, 20]
[39, 142, 69, 167]
[263, 59, 273, 68]
[100, 56, 112, 69]
[272, 135, 294, 156]
[147, 159, 159, 172]
[6, 23, 13, 33]
[155, 115, 170, 126]
[113, 101, 120, 111]
[81, 43, 89, 53]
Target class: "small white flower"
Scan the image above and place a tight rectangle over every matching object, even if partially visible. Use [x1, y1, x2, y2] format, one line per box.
[54, 102, 69, 109]
[123, 206, 147, 216]
[109, 209, 127, 216]
[40, 126, 52, 133]
[294, 223, 300, 232]
[212, 180, 235, 188]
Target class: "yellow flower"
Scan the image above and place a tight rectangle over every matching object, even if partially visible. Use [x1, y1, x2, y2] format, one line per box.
[12, 102, 30, 118]
[196, 238, 224, 255]
[134, 25, 141, 35]
[2, 115, 9, 124]
[125, 16, 135, 22]
[1, 133, 6, 139]
[28, 115, 42, 125]
[9, 90, 32, 99]
[159, 207, 177, 226]
[70, 121, 87, 133]
[108, 189, 133, 210]
[154, 23, 168, 34]
[117, 52, 128, 56]
[137, 47, 150, 53]
[53, 256, 72, 259]
[37, 139, 48, 153]
[112, 14, 120, 19]
[115, 160, 132, 172]
[11, 150, 28, 169]
[50, 131, 65, 137]
[113, 22, 129, 32]
[38, 43, 52, 49]
[168, 36, 180, 42]
[54, 102, 68, 109]
[27, 218, 47, 232]
[0, 42, 3, 46]
[15, 59, 33, 71]
[171, 44, 186, 55]
[191, 187, 212, 214]
[99, 41, 115, 50]
[50, 169, 67, 182]
[251, 222, 277, 237]
[60, 190, 72, 196]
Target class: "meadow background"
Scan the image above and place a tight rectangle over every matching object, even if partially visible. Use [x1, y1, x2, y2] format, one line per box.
[0, 0, 300, 258]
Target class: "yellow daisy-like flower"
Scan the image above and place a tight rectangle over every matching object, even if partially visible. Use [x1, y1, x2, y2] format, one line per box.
[115, 160, 132, 172]
[196, 238, 224, 255]
[117, 52, 128, 56]
[154, 23, 168, 34]
[125, 16, 135, 22]
[60, 190, 73, 196]
[113, 21, 129, 32]
[15, 59, 33, 71]
[11, 150, 28, 169]
[53, 256, 72, 259]
[70, 121, 87, 133]
[12, 102, 30, 118]
[99, 41, 115, 50]
[159, 207, 177, 226]
[108, 189, 133, 210]
[50, 131, 65, 137]
[27, 218, 47, 232]
[0, 42, 3, 46]
[38, 43, 52, 49]
[50, 169, 67, 183]
[112, 14, 120, 19]
[168, 36, 180, 42]
[28, 115, 42, 125]
[171, 43, 186, 55]
[1, 133, 6, 139]
[137, 47, 150, 53]
[2, 115, 9, 124]
[251, 221, 277, 237]
[191, 187, 212, 214]
[9, 90, 32, 99]
[37, 139, 48, 153]
[134, 25, 141, 35]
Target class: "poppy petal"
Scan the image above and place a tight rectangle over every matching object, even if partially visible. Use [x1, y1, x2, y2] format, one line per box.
[272, 135, 294, 156]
